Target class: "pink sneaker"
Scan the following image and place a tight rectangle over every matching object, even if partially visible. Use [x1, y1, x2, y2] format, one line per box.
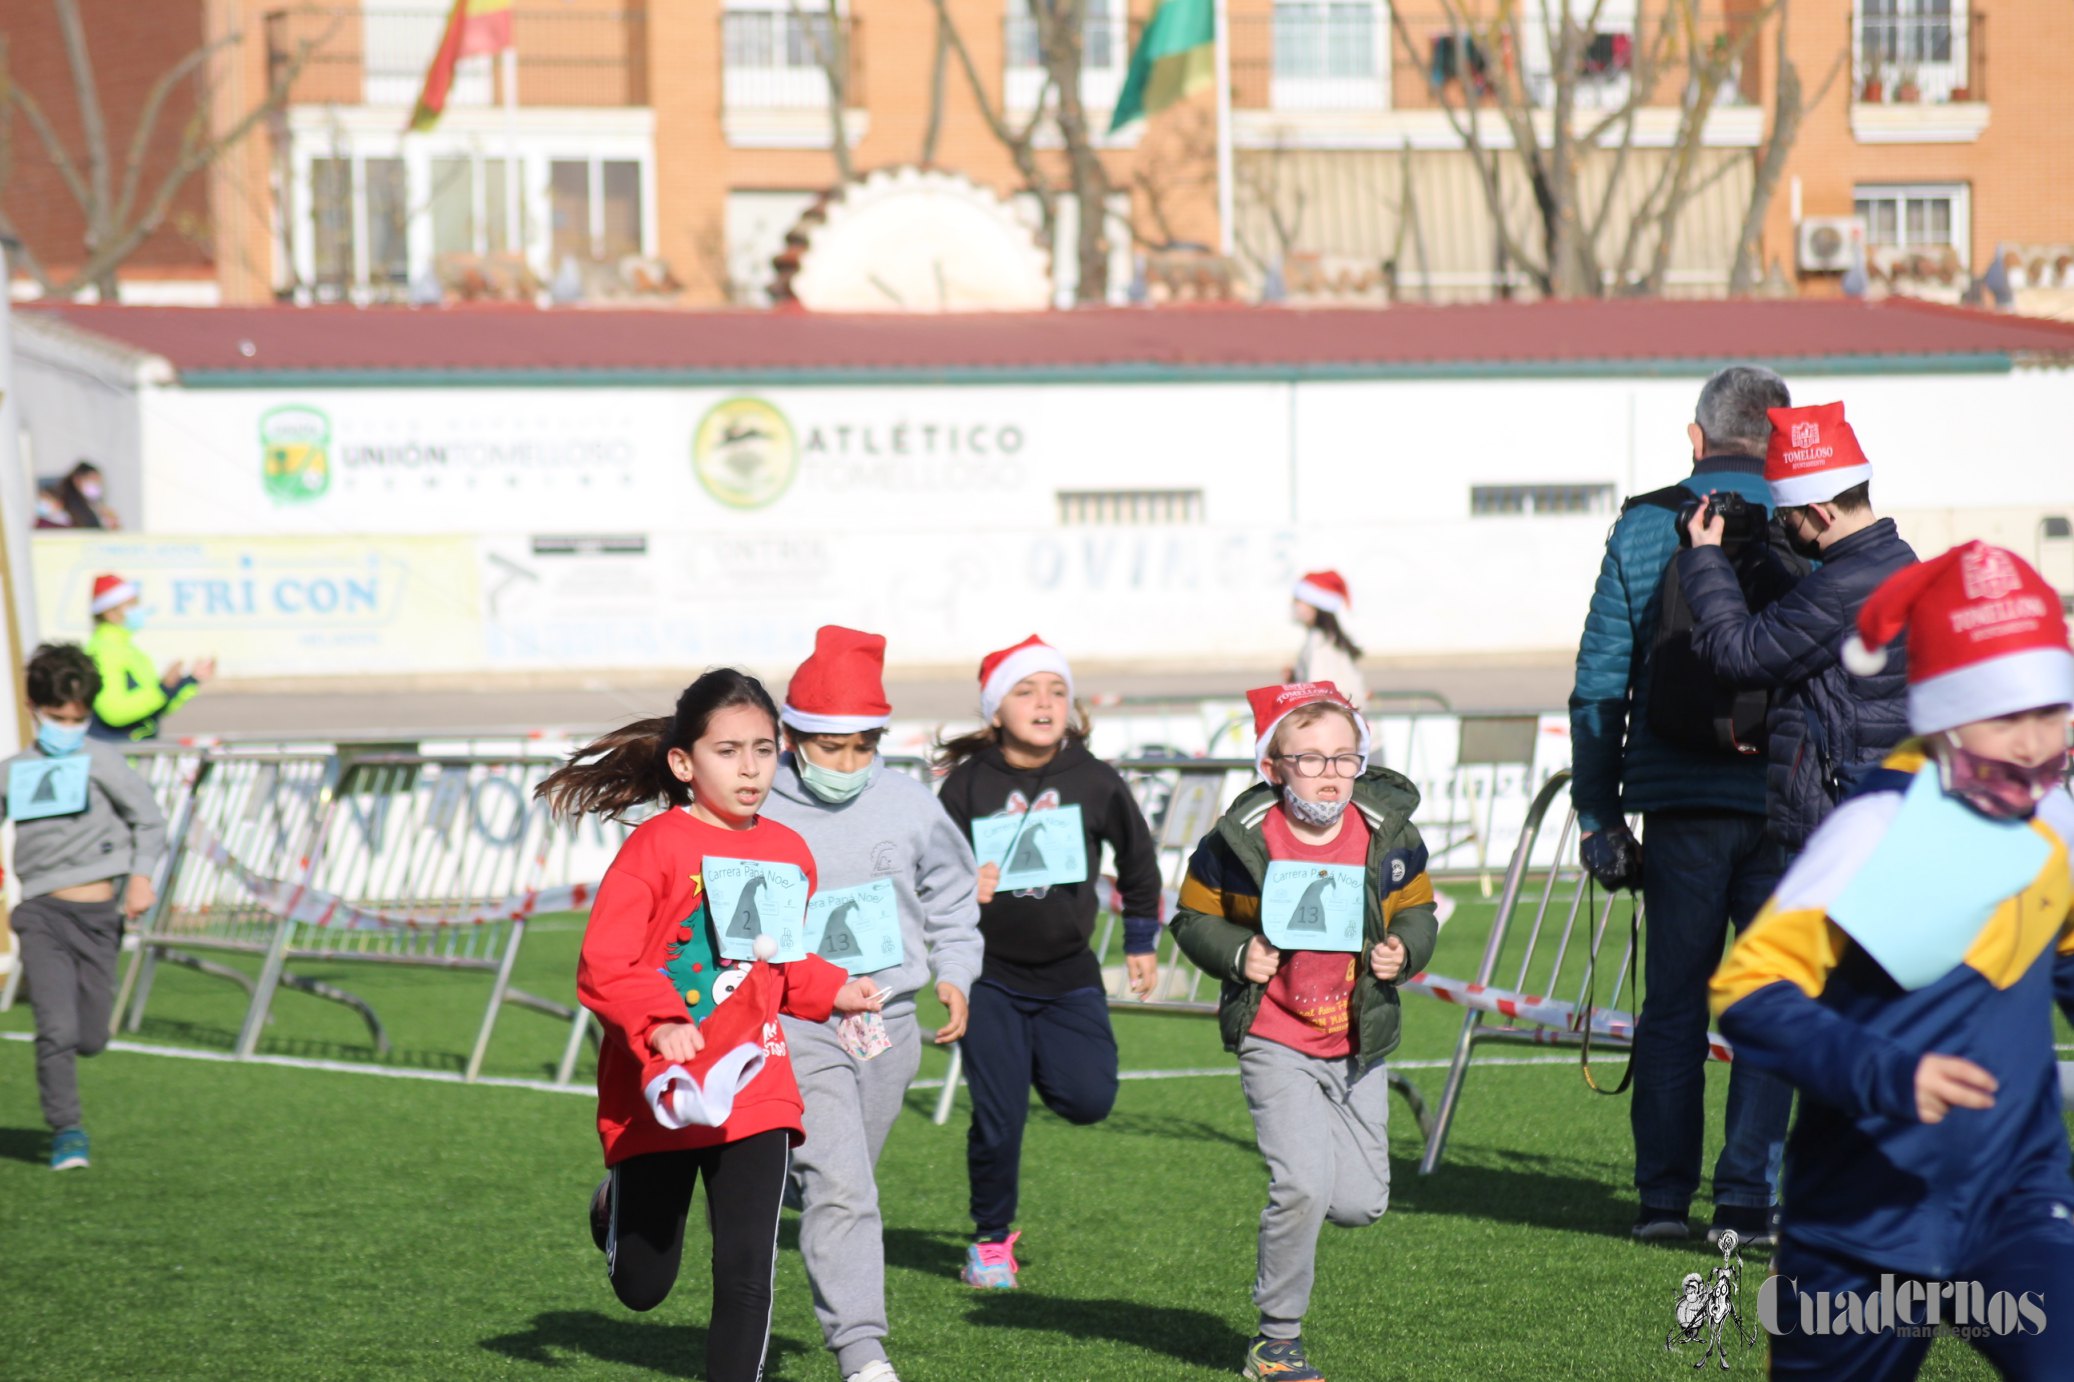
[960, 1231, 1021, 1289]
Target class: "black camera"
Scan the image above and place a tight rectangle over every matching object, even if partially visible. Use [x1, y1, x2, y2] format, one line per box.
[1676, 489, 1748, 547]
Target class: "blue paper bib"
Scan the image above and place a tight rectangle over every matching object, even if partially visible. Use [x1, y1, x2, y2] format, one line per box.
[1827, 770, 2051, 991]
[7, 756, 92, 822]
[1261, 860, 1367, 953]
[806, 878, 904, 976]
[704, 857, 811, 963]
[971, 804, 1089, 892]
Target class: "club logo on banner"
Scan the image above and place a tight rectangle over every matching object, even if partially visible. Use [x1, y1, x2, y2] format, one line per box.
[260, 405, 333, 504]
[693, 397, 797, 509]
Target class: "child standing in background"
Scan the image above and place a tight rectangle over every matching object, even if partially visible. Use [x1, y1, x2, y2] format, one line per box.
[1169, 683, 1441, 1382]
[934, 635, 1164, 1291]
[761, 626, 984, 1382]
[537, 668, 882, 1382]
[1288, 572, 1367, 709]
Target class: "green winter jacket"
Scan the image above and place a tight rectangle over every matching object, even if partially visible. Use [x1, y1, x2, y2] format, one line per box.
[1168, 768, 1441, 1072]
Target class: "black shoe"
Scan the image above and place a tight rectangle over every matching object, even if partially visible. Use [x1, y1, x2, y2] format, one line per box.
[1631, 1209, 1691, 1242]
[1707, 1204, 1776, 1250]
[589, 1176, 611, 1252]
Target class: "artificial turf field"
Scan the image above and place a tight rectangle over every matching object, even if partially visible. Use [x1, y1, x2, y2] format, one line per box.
[1, 887, 2051, 1381]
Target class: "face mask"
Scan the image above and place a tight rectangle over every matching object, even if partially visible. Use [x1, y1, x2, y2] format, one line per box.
[798, 755, 872, 804]
[1281, 786, 1350, 828]
[1938, 734, 2069, 821]
[76, 479, 103, 501]
[1783, 509, 1826, 561]
[36, 717, 89, 757]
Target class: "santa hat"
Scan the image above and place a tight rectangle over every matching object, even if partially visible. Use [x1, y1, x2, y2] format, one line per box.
[1840, 542, 2074, 734]
[643, 936, 778, 1130]
[1292, 570, 1351, 615]
[1247, 681, 1372, 770]
[783, 625, 893, 734]
[979, 635, 1074, 722]
[89, 573, 139, 616]
[1765, 402, 1873, 509]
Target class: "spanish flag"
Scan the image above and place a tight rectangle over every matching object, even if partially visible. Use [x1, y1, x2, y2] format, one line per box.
[407, 0, 516, 133]
[1108, 0, 1216, 134]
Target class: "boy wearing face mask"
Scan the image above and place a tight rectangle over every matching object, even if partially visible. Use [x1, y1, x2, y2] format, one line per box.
[1711, 544, 2074, 1382]
[1168, 683, 1440, 1382]
[1678, 401, 1918, 851]
[759, 626, 982, 1382]
[1, 644, 167, 1171]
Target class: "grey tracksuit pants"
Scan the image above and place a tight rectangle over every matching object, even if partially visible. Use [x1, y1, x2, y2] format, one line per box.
[1239, 1035, 1391, 1339]
[14, 896, 123, 1131]
[782, 1008, 925, 1377]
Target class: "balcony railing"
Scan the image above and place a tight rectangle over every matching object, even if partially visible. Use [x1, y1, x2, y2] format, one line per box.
[1003, 10, 1133, 111]
[265, 6, 648, 108]
[721, 10, 865, 110]
[1852, 9, 1983, 104]
[1229, 8, 1761, 116]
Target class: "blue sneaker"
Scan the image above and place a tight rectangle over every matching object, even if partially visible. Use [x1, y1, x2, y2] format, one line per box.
[960, 1231, 1020, 1290]
[50, 1127, 90, 1171]
[1244, 1336, 1325, 1380]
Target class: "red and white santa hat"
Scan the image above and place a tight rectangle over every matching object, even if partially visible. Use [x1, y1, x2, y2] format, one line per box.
[979, 634, 1074, 722]
[1840, 541, 2074, 734]
[643, 937, 779, 1130]
[89, 573, 139, 616]
[1247, 681, 1372, 770]
[782, 624, 893, 734]
[1292, 570, 1351, 615]
[1765, 401, 1873, 509]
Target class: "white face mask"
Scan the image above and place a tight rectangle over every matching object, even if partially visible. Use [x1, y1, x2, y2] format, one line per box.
[798, 755, 872, 804]
[1281, 786, 1350, 827]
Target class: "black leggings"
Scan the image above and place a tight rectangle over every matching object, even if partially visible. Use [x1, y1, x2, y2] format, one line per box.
[603, 1130, 791, 1381]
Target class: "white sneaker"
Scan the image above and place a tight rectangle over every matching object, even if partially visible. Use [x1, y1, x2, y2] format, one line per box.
[845, 1362, 901, 1382]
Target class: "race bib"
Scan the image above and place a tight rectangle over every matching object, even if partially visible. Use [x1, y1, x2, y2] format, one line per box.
[7, 757, 92, 823]
[1261, 860, 1367, 952]
[971, 804, 1088, 892]
[704, 857, 810, 963]
[805, 878, 903, 976]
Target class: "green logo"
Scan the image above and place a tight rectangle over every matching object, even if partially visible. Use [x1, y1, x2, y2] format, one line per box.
[693, 397, 796, 509]
[261, 405, 331, 503]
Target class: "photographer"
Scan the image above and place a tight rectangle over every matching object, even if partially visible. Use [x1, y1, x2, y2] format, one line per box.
[1678, 401, 1917, 853]
[1567, 365, 1796, 1250]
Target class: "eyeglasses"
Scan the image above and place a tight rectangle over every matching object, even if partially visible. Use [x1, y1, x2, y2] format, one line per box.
[1272, 752, 1364, 778]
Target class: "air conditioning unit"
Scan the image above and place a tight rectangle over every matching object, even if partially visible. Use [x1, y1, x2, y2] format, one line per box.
[1797, 216, 1865, 273]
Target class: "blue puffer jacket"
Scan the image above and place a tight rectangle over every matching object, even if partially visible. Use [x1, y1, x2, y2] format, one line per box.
[1676, 518, 1917, 849]
[1569, 454, 1775, 833]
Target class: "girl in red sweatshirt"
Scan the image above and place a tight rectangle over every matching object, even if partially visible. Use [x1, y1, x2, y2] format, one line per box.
[539, 668, 882, 1382]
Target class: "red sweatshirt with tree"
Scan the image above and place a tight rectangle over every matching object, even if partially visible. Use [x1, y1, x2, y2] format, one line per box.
[578, 808, 846, 1166]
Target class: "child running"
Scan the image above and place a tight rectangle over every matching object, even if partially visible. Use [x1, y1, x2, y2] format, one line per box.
[1170, 683, 1441, 1382]
[1711, 543, 2074, 1381]
[1, 644, 167, 1171]
[934, 634, 1163, 1290]
[759, 626, 984, 1382]
[537, 668, 883, 1382]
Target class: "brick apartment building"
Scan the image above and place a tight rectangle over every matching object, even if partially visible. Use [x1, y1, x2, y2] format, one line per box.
[4, 0, 2068, 309]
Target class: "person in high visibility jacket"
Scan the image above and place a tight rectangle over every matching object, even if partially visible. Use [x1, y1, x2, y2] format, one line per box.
[82, 574, 213, 742]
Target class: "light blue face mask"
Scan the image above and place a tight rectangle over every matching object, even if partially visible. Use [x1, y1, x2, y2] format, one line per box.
[36, 717, 89, 757]
[798, 755, 873, 804]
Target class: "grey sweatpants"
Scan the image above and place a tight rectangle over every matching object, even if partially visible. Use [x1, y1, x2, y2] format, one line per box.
[1239, 1035, 1391, 1338]
[782, 1008, 925, 1377]
[14, 896, 123, 1131]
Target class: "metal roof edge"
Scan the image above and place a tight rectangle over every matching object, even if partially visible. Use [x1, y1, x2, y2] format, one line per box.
[173, 352, 2019, 389]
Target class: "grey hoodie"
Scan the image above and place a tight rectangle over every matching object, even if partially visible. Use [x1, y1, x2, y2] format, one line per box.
[1, 739, 168, 899]
[761, 755, 983, 1017]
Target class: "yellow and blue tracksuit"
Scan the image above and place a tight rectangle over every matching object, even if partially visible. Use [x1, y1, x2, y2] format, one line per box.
[1710, 745, 2074, 1380]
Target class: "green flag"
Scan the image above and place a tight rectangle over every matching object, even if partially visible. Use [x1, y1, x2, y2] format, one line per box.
[1108, 0, 1216, 134]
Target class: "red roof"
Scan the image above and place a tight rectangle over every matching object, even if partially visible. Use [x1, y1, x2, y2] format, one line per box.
[24, 298, 2074, 380]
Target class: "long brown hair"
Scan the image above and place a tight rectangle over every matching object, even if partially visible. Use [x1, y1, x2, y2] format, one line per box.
[1315, 610, 1363, 661]
[932, 702, 1093, 771]
[535, 668, 780, 822]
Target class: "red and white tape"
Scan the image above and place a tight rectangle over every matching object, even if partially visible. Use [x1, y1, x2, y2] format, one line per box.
[1405, 971, 1734, 1063]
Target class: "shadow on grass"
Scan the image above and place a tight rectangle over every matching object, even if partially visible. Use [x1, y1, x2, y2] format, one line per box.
[962, 1291, 1250, 1370]
[479, 1310, 811, 1378]
[131, 1017, 467, 1072]
[1389, 1147, 1641, 1235]
[881, 1226, 969, 1277]
[0, 1126, 49, 1165]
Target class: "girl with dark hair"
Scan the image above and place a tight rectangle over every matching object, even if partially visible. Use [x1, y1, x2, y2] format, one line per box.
[539, 668, 884, 1382]
[1289, 571, 1367, 707]
[35, 462, 119, 530]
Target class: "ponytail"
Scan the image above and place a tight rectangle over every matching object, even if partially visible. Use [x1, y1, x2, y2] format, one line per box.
[1316, 611, 1363, 662]
[535, 668, 780, 822]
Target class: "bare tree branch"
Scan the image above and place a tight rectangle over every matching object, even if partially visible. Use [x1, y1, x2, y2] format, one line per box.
[920, 9, 950, 166]
[113, 31, 239, 235]
[1729, 0, 1844, 293]
[790, 0, 854, 183]
[52, 0, 112, 259]
[929, 0, 1061, 250]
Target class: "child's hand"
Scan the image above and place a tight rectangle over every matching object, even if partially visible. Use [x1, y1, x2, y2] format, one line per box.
[122, 875, 156, 922]
[1915, 1053, 1997, 1123]
[651, 1022, 705, 1064]
[976, 862, 1000, 905]
[1370, 935, 1408, 982]
[835, 977, 885, 1015]
[1126, 953, 1158, 999]
[1241, 936, 1282, 984]
[933, 981, 969, 1044]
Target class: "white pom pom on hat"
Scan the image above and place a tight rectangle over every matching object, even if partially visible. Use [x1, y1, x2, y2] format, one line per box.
[753, 934, 778, 962]
[1839, 634, 1890, 678]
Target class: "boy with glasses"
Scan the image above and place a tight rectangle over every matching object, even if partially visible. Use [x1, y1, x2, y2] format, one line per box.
[1170, 683, 1441, 1382]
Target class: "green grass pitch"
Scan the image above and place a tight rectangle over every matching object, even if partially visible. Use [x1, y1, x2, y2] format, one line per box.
[0, 887, 2032, 1379]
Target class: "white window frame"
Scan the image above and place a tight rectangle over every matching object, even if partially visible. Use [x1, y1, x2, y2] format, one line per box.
[1469, 483, 1618, 517]
[1005, 0, 1127, 117]
[1508, 0, 1641, 112]
[1270, 0, 1390, 113]
[723, 0, 847, 112]
[1852, 181, 1970, 264]
[1854, 1, 1969, 103]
